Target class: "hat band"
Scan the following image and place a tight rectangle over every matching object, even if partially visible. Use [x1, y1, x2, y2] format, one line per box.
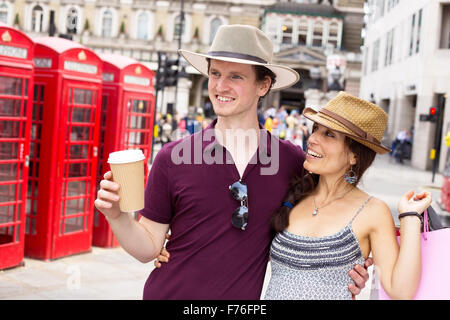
[207, 51, 268, 64]
[319, 108, 381, 145]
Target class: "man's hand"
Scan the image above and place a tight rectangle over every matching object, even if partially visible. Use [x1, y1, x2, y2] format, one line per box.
[348, 257, 373, 300]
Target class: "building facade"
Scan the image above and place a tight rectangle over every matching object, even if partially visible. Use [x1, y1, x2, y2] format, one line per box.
[360, 0, 450, 171]
[261, 0, 365, 112]
[4, 0, 365, 117]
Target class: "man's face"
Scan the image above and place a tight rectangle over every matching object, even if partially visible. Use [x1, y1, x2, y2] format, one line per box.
[208, 60, 269, 118]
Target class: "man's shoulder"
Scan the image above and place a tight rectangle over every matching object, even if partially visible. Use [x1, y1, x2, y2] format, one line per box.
[278, 137, 305, 159]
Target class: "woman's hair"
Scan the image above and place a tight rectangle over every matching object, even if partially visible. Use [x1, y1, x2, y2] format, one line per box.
[270, 136, 377, 233]
[206, 58, 276, 101]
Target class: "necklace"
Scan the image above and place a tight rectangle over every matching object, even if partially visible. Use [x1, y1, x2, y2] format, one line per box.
[312, 187, 354, 216]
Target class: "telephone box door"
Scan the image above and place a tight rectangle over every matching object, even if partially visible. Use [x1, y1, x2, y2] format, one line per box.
[0, 74, 31, 269]
[52, 81, 100, 259]
[122, 92, 155, 178]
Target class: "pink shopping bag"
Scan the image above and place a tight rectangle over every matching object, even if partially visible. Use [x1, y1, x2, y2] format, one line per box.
[379, 209, 450, 299]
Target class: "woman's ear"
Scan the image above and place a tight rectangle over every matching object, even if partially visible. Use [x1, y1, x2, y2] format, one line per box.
[349, 153, 357, 166]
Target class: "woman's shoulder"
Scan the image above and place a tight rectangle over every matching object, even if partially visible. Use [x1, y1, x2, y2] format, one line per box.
[355, 191, 394, 229]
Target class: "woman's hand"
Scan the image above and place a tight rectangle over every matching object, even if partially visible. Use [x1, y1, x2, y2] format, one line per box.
[154, 233, 171, 268]
[398, 190, 432, 216]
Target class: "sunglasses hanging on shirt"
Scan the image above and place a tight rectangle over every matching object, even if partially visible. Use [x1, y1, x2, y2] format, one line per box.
[229, 180, 248, 230]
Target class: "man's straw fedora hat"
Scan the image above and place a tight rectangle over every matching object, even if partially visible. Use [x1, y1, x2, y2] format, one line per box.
[179, 24, 299, 90]
[302, 91, 391, 154]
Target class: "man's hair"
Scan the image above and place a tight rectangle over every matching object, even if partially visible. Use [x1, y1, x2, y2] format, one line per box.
[206, 58, 276, 102]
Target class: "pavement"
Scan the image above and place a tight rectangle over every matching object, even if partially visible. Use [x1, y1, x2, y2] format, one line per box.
[1, 152, 449, 300]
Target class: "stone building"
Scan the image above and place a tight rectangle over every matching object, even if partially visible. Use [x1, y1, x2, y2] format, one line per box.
[360, 0, 450, 171]
[3, 0, 365, 117]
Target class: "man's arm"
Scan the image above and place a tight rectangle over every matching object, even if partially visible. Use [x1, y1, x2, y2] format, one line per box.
[95, 171, 169, 263]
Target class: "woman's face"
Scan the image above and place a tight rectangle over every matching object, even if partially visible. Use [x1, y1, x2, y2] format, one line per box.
[303, 123, 356, 177]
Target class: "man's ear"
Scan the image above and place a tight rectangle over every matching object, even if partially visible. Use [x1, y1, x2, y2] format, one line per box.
[259, 76, 271, 97]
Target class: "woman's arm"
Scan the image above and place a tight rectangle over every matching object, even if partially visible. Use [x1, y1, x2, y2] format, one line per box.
[369, 190, 431, 300]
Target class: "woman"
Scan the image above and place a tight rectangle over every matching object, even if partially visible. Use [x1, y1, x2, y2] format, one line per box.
[156, 92, 431, 300]
[264, 92, 431, 300]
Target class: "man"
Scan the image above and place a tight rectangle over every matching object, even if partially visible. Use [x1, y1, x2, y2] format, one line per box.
[95, 24, 371, 299]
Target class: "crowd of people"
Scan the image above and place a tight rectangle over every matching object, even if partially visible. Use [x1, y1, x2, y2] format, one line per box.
[259, 105, 310, 151]
[155, 105, 311, 152]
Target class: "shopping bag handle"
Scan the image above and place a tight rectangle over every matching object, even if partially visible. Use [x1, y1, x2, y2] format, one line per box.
[422, 209, 428, 241]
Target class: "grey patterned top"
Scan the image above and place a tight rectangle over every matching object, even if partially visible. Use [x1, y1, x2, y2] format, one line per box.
[264, 196, 372, 300]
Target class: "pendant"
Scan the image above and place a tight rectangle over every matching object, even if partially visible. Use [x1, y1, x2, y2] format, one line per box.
[312, 208, 318, 216]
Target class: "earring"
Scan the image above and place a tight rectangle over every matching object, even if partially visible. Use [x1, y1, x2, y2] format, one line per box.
[344, 166, 358, 184]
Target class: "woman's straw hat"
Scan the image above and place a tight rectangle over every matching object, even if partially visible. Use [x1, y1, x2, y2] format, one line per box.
[179, 24, 299, 91]
[302, 91, 391, 154]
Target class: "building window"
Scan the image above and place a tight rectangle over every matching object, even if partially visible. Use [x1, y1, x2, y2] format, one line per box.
[0, 4, 8, 24]
[416, 9, 422, 53]
[282, 19, 293, 45]
[67, 7, 78, 34]
[102, 9, 113, 37]
[409, 13, 415, 56]
[210, 18, 222, 45]
[440, 4, 450, 49]
[371, 39, 380, 72]
[174, 15, 185, 41]
[384, 28, 394, 66]
[297, 18, 308, 46]
[32, 5, 44, 32]
[328, 21, 339, 49]
[312, 20, 323, 47]
[137, 12, 148, 40]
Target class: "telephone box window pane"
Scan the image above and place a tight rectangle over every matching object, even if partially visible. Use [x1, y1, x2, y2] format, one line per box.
[0, 184, 17, 202]
[68, 163, 88, 177]
[0, 204, 15, 223]
[30, 142, 41, 158]
[16, 224, 20, 242]
[128, 116, 149, 129]
[0, 99, 23, 117]
[73, 89, 93, 105]
[131, 100, 148, 113]
[0, 120, 22, 138]
[65, 198, 86, 215]
[31, 123, 42, 140]
[32, 103, 44, 120]
[71, 107, 92, 123]
[69, 126, 91, 141]
[0, 163, 18, 181]
[0, 142, 19, 159]
[64, 216, 84, 234]
[0, 225, 14, 245]
[64, 180, 88, 197]
[0, 76, 23, 96]
[69, 144, 89, 159]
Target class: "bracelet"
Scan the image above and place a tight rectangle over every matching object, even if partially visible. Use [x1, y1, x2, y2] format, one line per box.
[398, 211, 423, 223]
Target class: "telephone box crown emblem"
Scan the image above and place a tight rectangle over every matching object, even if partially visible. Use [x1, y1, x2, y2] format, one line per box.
[1, 31, 12, 42]
[78, 50, 87, 61]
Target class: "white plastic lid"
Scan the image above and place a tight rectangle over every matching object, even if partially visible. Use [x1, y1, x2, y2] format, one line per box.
[108, 149, 145, 164]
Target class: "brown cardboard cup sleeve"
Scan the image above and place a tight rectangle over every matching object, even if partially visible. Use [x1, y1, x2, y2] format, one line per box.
[108, 150, 145, 212]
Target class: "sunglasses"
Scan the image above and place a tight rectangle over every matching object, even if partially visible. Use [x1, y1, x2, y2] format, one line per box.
[229, 180, 248, 230]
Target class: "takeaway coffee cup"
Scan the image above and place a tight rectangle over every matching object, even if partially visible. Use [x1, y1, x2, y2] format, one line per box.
[108, 149, 145, 212]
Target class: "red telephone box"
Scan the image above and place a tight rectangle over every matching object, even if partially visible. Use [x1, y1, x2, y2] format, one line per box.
[93, 53, 155, 247]
[0, 23, 34, 270]
[24, 37, 102, 260]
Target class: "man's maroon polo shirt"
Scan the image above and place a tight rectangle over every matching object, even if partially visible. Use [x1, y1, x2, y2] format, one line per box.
[139, 119, 305, 299]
